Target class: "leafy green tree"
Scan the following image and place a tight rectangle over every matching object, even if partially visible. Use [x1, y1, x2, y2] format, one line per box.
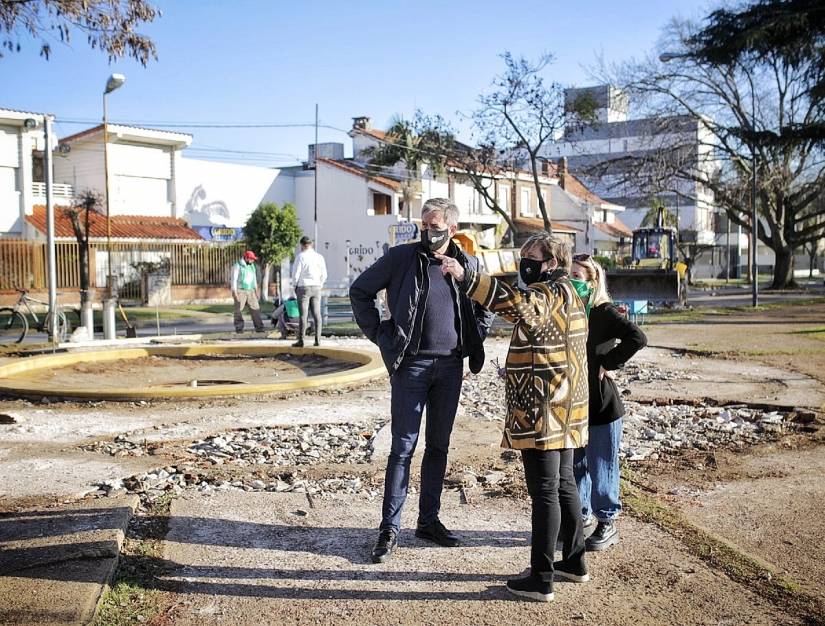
[364, 113, 451, 220]
[640, 199, 678, 228]
[243, 202, 302, 300]
[687, 0, 825, 133]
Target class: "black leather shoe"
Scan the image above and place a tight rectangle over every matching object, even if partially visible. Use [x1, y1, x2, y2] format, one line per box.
[371, 528, 398, 563]
[292, 340, 304, 348]
[585, 521, 619, 551]
[415, 518, 460, 547]
[506, 574, 554, 602]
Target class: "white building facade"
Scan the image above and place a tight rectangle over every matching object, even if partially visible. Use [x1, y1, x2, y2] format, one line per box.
[547, 85, 744, 278]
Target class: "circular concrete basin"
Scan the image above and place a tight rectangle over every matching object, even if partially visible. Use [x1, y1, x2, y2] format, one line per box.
[0, 344, 384, 400]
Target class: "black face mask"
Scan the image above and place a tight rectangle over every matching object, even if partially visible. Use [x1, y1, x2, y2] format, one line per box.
[422, 228, 450, 252]
[519, 258, 547, 285]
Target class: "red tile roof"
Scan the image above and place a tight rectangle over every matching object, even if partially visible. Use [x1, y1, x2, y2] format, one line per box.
[317, 157, 402, 191]
[27, 205, 203, 240]
[562, 173, 615, 206]
[594, 217, 633, 239]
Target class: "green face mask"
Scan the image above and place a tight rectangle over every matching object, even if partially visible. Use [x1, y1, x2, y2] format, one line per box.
[570, 278, 594, 314]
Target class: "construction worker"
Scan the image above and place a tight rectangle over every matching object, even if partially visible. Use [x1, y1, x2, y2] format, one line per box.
[231, 250, 265, 333]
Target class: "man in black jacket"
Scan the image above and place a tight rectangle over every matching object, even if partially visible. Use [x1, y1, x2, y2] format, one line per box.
[350, 198, 493, 564]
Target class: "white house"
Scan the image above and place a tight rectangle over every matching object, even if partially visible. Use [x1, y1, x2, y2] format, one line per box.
[54, 123, 294, 237]
[279, 117, 598, 295]
[0, 108, 52, 238]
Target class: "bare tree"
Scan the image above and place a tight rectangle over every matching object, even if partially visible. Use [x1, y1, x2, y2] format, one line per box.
[447, 143, 519, 238]
[63, 190, 100, 308]
[0, 0, 160, 64]
[584, 13, 825, 288]
[472, 52, 575, 232]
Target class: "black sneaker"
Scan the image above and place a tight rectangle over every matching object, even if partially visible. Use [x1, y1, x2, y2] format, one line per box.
[554, 559, 590, 583]
[314, 339, 320, 347]
[506, 574, 554, 602]
[415, 518, 460, 547]
[371, 528, 398, 563]
[586, 521, 619, 551]
[292, 340, 304, 348]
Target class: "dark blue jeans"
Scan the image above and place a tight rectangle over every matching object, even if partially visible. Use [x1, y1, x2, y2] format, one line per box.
[380, 354, 463, 532]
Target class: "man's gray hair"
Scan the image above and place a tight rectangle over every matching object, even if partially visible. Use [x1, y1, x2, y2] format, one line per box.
[421, 198, 459, 227]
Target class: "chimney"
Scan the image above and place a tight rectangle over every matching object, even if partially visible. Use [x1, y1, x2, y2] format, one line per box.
[558, 157, 568, 190]
[352, 116, 371, 131]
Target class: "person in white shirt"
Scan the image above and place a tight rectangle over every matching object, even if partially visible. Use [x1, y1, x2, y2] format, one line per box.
[291, 235, 327, 347]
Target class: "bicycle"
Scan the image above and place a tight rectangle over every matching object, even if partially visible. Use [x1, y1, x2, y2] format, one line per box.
[0, 288, 70, 344]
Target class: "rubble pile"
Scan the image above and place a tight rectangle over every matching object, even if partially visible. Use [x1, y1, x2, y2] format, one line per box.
[458, 358, 790, 461]
[95, 465, 381, 506]
[621, 403, 787, 461]
[81, 435, 150, 457]
[187, 422, 379, 467]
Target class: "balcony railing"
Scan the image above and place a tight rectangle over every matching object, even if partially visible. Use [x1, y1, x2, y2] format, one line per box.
[31, 182, 75, 200]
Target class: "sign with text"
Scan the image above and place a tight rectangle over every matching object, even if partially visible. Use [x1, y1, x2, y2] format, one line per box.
[194, 225, 244, 241]
[389, 222, 419, 246]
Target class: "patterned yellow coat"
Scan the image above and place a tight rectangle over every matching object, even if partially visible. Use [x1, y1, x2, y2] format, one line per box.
[464, 268, 589, 450]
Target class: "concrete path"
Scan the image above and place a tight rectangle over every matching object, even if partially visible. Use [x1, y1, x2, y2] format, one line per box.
[158, 492, 799, 626]
[628, 346, 825, 409]
[0, 495, 137, 625]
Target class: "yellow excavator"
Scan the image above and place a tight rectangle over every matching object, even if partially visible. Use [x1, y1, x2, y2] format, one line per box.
[607, 209, 688, 307]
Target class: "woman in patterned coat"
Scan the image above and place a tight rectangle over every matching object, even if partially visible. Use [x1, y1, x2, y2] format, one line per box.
[437, 232, 589, 603]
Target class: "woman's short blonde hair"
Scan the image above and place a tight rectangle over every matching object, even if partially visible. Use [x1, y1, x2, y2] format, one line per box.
[520, 232, 571, 272]
[572, 255, 612, 307]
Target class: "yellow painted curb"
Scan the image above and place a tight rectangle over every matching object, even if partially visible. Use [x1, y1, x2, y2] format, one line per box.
[0, 345, 386, 400]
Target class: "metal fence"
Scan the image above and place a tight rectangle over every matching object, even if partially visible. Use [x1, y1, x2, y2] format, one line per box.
[0, 239, 244, 300]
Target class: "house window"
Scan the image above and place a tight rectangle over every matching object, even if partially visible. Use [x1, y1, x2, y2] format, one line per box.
[520, 187, 532, 217]
[371, 192, 391, 216]
[499, 185, 510, 214]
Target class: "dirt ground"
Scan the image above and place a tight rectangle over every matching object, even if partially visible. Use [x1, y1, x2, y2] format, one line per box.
[1, 303, 824, 624]
[644, 302, 825, 396]
[6, 353, 357, 390]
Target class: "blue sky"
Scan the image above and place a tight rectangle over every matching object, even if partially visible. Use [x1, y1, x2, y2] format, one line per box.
[1, 0, 709, 167]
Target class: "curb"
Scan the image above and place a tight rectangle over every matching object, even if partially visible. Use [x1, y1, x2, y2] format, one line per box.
[0, 344, 385, 400]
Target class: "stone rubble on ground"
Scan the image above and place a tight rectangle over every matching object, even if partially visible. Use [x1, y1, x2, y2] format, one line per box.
[459, 357, 790, 462]
[187, 422, 379, 467]
[83, 357, 793, 506]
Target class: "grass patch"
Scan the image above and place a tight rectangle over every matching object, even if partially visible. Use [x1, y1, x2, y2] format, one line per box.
[790, 326, 825, 336]
[93, 494, 174, 626]
[622, 480, 825, 624]
[737, 347, 825, 356]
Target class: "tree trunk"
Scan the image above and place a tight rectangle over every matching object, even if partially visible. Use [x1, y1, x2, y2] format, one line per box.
[808, 245, 816, 279]
[78, 242, 90, 306]
[770, 245, 795, 289]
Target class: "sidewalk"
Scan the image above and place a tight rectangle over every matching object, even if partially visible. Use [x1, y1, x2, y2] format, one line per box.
[154, 491, 799, 626]
[0, 496, 138, 626]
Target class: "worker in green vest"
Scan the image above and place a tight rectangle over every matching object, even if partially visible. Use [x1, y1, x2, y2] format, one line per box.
[231, 250, 265, 333]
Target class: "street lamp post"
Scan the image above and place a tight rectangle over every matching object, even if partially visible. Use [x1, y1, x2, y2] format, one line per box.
[103, 73, 125, 300]
[25, 116, 59, 343]
[750, 93, 759, 307]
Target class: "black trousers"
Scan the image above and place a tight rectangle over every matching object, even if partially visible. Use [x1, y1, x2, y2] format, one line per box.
[521, 448, 586, 580]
